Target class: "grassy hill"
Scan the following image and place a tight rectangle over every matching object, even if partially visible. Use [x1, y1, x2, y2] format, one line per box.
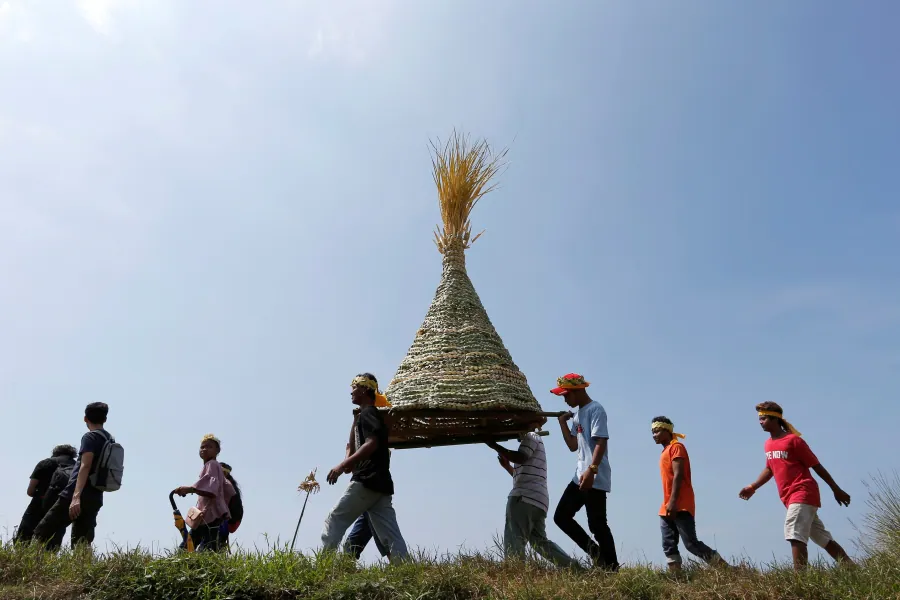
[1, 545, 897, 600]
[1, 472, 897, 599]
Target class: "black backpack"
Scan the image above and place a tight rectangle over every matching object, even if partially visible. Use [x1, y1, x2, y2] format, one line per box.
[42, 461, 75, 511]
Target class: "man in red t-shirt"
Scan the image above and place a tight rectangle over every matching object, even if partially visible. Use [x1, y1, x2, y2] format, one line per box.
[651, 416, 729, 571]
[739, 402, 855, 570]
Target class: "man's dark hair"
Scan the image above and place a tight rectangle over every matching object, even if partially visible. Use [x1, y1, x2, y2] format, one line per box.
[651, 416, 673, 426]
[356, 373, 378, 400]
[755, 401, 788, 431]
[51, 444, 77, 458]
[85, 402, 109, 425]
[755, 401, 783, 414]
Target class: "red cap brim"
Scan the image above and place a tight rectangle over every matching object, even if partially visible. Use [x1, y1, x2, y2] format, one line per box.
[550, 387, 569, 396]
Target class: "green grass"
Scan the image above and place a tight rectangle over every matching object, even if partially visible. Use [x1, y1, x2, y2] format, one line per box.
[2, 473, 898, 600]
[0, 544, 897, 600]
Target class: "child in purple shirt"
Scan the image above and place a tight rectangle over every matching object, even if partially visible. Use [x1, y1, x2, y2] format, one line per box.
[175, 434, 235, 552]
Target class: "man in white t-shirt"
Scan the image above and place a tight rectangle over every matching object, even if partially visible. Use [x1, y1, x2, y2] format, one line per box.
[551, 373, 620, 571]
[486, 427, 580, 569]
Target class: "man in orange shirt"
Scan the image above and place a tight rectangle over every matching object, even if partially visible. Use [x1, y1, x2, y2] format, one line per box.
[651, 416, 729, 571]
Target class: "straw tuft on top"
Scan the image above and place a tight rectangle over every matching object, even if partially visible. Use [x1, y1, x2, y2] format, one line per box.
[430, 130, 508, 255]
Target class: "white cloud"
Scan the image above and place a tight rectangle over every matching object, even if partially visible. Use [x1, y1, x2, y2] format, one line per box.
[303, 0, 395, 66]
[77, 0, 118, 36]
[0, 0, 34, 43]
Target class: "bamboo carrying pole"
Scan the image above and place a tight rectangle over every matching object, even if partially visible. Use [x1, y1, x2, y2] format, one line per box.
[389, 429, 551, 450]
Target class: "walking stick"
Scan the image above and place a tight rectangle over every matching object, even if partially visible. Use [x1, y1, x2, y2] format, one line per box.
[291, 468, 320, 552]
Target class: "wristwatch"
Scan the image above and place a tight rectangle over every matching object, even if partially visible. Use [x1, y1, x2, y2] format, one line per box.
[588, 464, 599, 474]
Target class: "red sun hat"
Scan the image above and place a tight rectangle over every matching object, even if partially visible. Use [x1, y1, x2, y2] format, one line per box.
[550, 373, 590, 396]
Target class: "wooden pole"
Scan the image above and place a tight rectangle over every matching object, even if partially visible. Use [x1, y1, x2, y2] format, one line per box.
[389, 430, 550, 450]
[290, 490, 312, 552]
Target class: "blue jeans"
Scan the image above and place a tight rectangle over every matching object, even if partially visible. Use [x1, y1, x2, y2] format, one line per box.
[345, 512, 388, 559]
[660, 512, 720, 565]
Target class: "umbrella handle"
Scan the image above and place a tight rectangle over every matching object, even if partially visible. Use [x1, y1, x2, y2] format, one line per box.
[170, 490, 194, 553]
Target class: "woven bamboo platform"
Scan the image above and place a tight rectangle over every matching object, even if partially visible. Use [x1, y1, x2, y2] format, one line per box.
[356, 408, 565, 449]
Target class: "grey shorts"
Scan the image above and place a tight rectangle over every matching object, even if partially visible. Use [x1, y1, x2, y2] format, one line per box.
[784, 503, 833, 547]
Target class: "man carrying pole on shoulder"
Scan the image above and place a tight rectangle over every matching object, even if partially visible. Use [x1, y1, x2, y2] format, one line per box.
[550, 373, 619, 571]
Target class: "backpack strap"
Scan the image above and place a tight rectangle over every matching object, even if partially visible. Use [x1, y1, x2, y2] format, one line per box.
[89, 429, 113, 478]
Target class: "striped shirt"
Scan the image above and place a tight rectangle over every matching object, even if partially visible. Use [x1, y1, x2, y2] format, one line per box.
[508, 432, 550, 513]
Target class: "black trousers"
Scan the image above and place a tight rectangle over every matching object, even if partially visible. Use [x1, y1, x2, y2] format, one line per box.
[33, 491, 103, 550]
[15, 498, 47, 541]
[189, 519, 227, 552]
[553, 482, 619, 570]
[16, 498, 67, 548]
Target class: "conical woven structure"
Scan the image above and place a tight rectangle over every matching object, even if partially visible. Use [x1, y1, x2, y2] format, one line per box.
[386, 132, 541, 413]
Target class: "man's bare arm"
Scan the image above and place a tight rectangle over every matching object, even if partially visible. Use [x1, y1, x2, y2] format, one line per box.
[668, 457, 685, 508]
[739, 466, 773, 499]
[345, 437, 378, 467]
[486, 441, 528, 465]
[345, 415, 359, 460]
[812, 464, 851, 506]
[73, 453, 94, 499]
[558, 415, 577, 452]
[591, 438, 607, 468]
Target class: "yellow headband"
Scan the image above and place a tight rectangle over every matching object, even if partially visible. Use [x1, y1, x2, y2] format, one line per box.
[352, 376, 392, 407]
[758, 411, 801, 436]
[201, 433, 221, 447]
[352, 376, 378, 391]
[650, 421, 685, 443]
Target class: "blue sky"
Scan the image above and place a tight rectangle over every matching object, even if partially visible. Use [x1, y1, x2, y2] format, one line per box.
[1, 0, 898, 566]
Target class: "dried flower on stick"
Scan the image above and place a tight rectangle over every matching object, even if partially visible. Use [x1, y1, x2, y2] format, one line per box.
[298, 469, 320, 495]
[291, 468, 320, 552]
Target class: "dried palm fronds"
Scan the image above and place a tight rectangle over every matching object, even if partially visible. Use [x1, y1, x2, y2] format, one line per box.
[385, 132, 541, 420]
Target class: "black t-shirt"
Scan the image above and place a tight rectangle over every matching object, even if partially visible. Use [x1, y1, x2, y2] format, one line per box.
[62, 430, 110, 499]
[30, 458, 59, 498]
[351, 406, 393, 495]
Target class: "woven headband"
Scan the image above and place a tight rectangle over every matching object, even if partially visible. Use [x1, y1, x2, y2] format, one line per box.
[352, 376, 391, 407]
[352, 376, 378, 391]
[650, 421, 686, 444]
[758, 410, 801, 436]
[556, 375, 590, 390]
